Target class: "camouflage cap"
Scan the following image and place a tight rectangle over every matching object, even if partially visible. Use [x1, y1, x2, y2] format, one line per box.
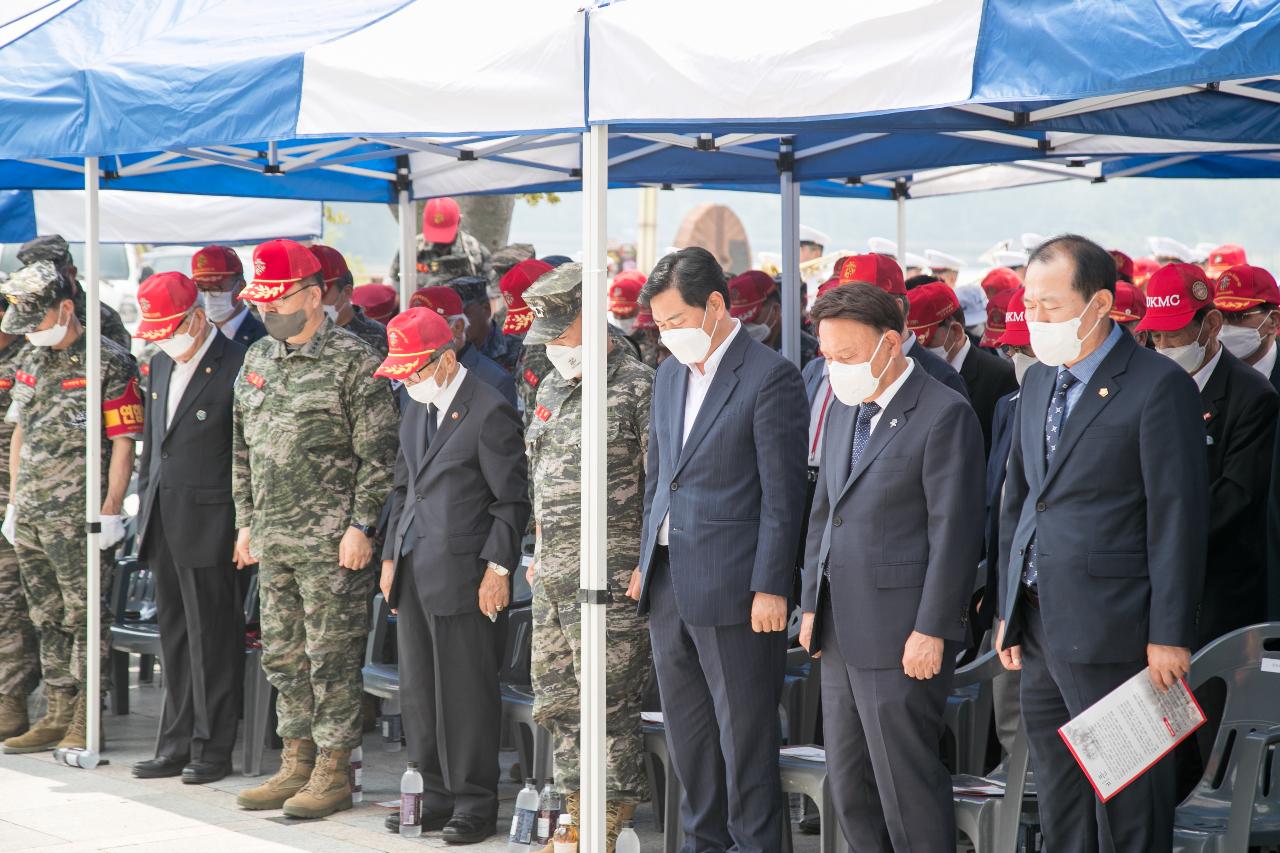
[491, 243, 536, 276]
[523, 262, 582, 346]
[448, 275, 489, 306]
[1, 261, 70, 334]
[17, 234, 72, 267]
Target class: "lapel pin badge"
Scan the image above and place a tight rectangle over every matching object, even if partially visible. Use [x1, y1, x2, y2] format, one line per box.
[151, 392, 157, 400]
[196, 409, 207, 421]
[205, 366, 212, 374]
[889, 418, 898, 428]
[451, 411, 459, 420]
[1098, 387, 1109, 398]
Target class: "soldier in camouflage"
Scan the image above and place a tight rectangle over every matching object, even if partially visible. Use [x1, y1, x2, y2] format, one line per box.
[0, 261, 143, 754]
[628, 306, 665, 369]
[310, 244, 388, 355]
[498, 259, 556, 427]
[17, 235, 133, 351]
[389, 197, 492, 290]
[489, 243, 536, 322]
[0, 301, 37, 740]
[452, 275, 522, 377]
[231, 240, 398, 819]
[522, 264, 654, 852]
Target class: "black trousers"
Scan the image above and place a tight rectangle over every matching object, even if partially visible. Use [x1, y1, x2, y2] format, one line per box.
[1020, 602, 1176, 853]
[148, 513, 243, 764]
[397, 565, 500, 822]
[647, 548, 786, 853]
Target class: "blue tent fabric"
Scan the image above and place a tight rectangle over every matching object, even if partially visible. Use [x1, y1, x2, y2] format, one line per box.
[0, 190, 37, 242]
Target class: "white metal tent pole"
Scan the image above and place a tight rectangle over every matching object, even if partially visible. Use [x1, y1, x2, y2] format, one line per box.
[895, 182, 908, 266]
[396, 157, 415, 310]
[778, 138, 800, 366]
[636, 186, 658, 273]
[84, 156, 103, 766]
[579, 124, 609, 853]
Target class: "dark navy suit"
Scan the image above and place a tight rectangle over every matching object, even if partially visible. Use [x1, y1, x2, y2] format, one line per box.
[227, 308, 267, 347]
[998, 327, 1208, 853]
[459, 342, 518, 409]
[905, 336, 969, 400]
[637, 327, 807, 853]
[976, 390, 1019, 635]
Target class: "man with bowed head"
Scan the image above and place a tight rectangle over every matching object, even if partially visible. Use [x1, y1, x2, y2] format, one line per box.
[997, 235, 1208, 852]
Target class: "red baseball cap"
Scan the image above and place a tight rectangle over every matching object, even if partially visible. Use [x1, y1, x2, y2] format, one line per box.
[1110, 281, 1147, 324]
[241, 239, 322, 302]
[1205, 244, 1247, 278]
[1132, 257, 1160, 289]
[1109, 250, 1134, 281]
[1135, 263, 1214, 332]
[1214, 264, 1280, 312]
[837, 253, 905, 295]
[634, 306, 656, 331]
[373, 307, 455, 380]
[816, 275, 842, 299]
[410, 285, 464, 318]
[980, 267, 1021, 298]
[906, 282, 960, 346]
[309, 244, 351, 287]
[135, 272, 199, 341]
[422, 197, 461, 244]
[609, 271, 646, 318]
[980, 288, 1016, 348]
[351, 283, 398, 323]
[727, 271, 776, 323]
[501, 259, 554, 335]
[191, 245, 242, 282]
[996, 287, 1029, 347]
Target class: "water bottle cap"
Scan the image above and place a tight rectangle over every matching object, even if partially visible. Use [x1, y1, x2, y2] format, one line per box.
[525, 777, 536, 786]
[407, 761, 418, 769]
[623, 819, 635, 828]
[558, 813, 573, 825]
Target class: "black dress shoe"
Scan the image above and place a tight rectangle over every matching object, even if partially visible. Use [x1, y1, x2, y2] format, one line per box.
[132, 756, 187, 779]
[441, 813, 495, 845]
[181, 760, 231, 785]
[385, 809, 452, 833]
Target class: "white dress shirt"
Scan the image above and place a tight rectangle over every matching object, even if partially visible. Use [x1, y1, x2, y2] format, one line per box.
[808, 364, 832, 467]
[430, 363, 468, 426]
[866, 358, 915, 434]
[1192, 345, 1223, 394]
[1253, 339, 1277, 380]
[899, 330, 917, 356]
[658, 319, 742, 545]
[166, 324, 217, 429]
[946, 336, 971, 373]
[219, 305, 249, 340]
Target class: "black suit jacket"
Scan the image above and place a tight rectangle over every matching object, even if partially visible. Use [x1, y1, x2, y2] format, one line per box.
[802, 367, 985, 668]
[227, 309, 267, 347]
[906, 337, 970, 401]
[958, 343, 1018, 457]
[137, 332, 247, 568]
[460, 343, 518, 409]
[998, 329, 1209, 662]
[977, 389, 1019, 634]
[382, 371, 529, 615]
[1268, 351, 1280, 394]
[1200, 349, 1278, 641]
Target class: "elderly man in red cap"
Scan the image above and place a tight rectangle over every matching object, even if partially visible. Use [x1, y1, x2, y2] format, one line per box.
[351, 283, 399, 326]
[500, 259, 555, 426]
[232, 240, 399, 820]
[1111, 281, 1150, 347]
[310, 244, 387, 355]
[729, 270, 820, 365]
[191, 245, 267, 347]
[390, 197, 492, 291]
[411, 286, 516, 409]
[377, 307, 528, 844]
[909, 281, 1016, 458]
[1214, 264, 1280, 392]
[1139, 263, 1278, 647]
[130, 272, 246, 785]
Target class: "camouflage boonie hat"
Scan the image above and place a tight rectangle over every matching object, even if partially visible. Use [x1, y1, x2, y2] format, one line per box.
[448, 275, 489, 306]
[523, 262, 582, 346]
[1, 261, 70, 334]
[17, 234, 73, 267]
[420, 254, 473, 287]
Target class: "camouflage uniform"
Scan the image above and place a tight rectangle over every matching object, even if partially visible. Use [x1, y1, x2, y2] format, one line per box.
[73, 289, 132, 352]
[626, 328, 663, 369]
[339, 305, 388, 356]
[232, 316, 398, 750]
[0, 338, 38, 701]
[515, 342, 553, 429]
[16, 236, 132, 352]
[3, 265, 142, 693]
[390, 230, 492, 291]
[522, 266, 654, 802]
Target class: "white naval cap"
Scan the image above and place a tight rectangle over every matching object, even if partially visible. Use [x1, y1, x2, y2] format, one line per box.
[924, 249, 964, 270]
[798, 225, 831, 247]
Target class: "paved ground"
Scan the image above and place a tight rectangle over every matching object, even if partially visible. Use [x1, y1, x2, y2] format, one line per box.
[0, 671, 829, 852]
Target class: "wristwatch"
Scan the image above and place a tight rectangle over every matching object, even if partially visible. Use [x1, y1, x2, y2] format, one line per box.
[351, 523, 377, 538]
[486, 561, 509, 577]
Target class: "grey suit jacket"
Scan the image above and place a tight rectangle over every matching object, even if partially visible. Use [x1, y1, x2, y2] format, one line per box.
[997, 329, 1209, 662]
[802, 366, 984, 668]
[637, 328, 809, 626]
[382, 371, 529, 615]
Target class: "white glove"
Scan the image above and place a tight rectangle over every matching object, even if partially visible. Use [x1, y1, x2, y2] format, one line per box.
[1, 504, 14, 546]
[99, 515, 126, 550]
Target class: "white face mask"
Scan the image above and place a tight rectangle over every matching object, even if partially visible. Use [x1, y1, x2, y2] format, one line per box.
[828, 333, 889, 406]
[1158, 330, 1208, 375]
[1026, 295, 1103, 367]
[744, 322, 771, 343]
[610, 314, 637, 335]
[1011, 352, 1038, 386]
[27, 304, 69, 348]
[406, 359, 448, 406]
[156, 316, 204, 361]
[1218, 322, 1265, 360]
[660, 304, 721, 365]
[322, 304, 339, 322]
[203, 290, 239, 323]
[545, 343, 583, 380]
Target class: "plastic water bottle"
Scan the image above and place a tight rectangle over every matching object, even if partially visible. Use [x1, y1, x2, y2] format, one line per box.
[381, 707, 403, 752]
[616, 820, 641, 853]
[507, 778, 540, 850]
[552, 812, 578, 852]
[400, 761, 423, 838]
[52, 747, 99, 769]
[348, 745, 363, 803]
[535, 779, 561, 844]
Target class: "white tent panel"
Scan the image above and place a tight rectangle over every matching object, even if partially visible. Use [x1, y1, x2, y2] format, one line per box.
[1046, 133, 1280, 156]
[588, 0, 983, 123]
[298, 0, 586, 136]
[408, 138, 581, 197]
[32, 190, 323, 244]
[905, 161, 1103, 198]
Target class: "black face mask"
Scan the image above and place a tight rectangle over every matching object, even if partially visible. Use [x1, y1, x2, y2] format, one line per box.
[263, 308, 308, 342]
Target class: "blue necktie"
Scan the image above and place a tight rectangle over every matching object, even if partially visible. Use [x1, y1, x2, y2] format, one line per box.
[1023, 370, 1078, 589]
[850, 401, 881, 472]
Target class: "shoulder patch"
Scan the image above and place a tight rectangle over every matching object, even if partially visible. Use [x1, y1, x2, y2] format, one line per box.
[535, 404, 552, 422]
[61, 377, 87, 390]
[103, 377, 144, 437]
[0, 378, 12, 390]
[245, 371, 266, 389]
[524, 368, 540, 387]
[16, 371, 36, 387]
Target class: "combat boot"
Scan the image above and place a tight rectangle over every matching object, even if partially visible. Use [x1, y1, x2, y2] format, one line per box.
[605, 801, 638, 853]
[237, 738, 316, 810]
[56, 690, 104, 751]
[2, 688, 73, 753]
[282, 747, 352, 819]
[0, 694, 28, 739]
